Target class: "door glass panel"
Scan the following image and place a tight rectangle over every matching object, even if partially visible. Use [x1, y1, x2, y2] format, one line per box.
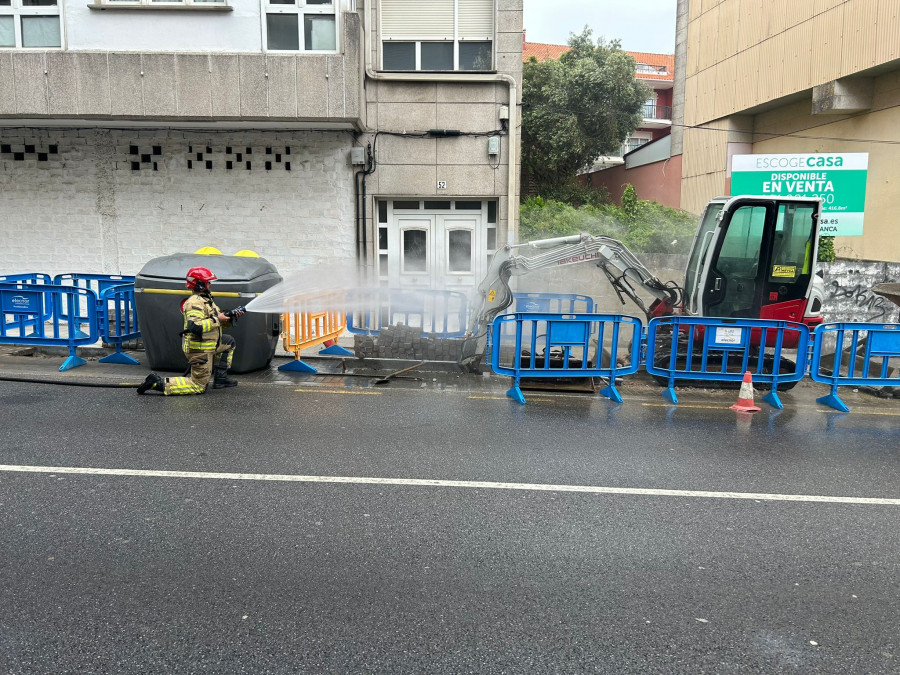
[455, 201, 482, 210]
[402, 230, 427, 272]
[712, 205, 767, 317]
[770, 204, 815, 281]
[684, 202, 722, 312]
[448, 230, 472, 272]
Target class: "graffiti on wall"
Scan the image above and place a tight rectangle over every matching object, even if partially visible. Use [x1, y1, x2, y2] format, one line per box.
[820, 260, 900, 324]
[827, 280, 893, 321]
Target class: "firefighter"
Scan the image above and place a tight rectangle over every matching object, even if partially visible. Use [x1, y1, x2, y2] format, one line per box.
[137, 266, 244, 395]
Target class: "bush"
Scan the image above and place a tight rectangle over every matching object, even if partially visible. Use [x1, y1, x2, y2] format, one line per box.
[817, 236, 836, 263]
[520, 191, 699, 255]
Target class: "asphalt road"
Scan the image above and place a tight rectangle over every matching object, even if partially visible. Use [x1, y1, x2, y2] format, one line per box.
[1, 380, 899, 674]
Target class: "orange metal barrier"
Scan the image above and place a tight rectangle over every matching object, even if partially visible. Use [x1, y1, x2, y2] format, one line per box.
[279, 292, 353, 373]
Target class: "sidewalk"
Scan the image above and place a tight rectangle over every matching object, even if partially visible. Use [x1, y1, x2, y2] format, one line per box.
[2, 342, 898, 415]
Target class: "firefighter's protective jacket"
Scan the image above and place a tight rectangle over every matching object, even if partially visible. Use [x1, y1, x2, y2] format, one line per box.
[181, 293, 232, 353]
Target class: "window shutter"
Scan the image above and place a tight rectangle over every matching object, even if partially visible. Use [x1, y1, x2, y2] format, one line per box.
[381, 0, 455, 39]
[458, 0, 493, 39]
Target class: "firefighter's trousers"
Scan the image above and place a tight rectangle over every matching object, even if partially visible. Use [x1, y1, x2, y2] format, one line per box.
[164, 334, 236, 395]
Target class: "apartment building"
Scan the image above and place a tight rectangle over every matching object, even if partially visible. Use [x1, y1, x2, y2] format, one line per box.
[523, 41, 678, 206]
[674, 0, 900, 262]
[0, 0, 523, 290]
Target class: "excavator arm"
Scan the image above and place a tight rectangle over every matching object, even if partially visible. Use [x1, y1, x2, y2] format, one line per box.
[459, 233, 682, 370]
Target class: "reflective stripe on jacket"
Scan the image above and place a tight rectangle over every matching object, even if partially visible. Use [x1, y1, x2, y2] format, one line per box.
[181, 293, 230, 353]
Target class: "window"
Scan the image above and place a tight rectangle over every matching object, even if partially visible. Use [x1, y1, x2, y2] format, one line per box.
[0, 0, 61, 48]
[380, 0, 494, 71]
[447, 229, 472, 273]
[619, 136, 650, 156]
[771, 204, 815, 280]
[265, 0, 337, 52]
[402, 230, 428, 273]
[92, 0, 228, 7]
[636, 63, 668, 75]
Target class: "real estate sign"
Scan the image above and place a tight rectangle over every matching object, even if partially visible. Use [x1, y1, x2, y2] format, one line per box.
[730, 153, 868, 236]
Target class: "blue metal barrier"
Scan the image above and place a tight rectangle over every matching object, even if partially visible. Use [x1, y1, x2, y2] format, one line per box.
[810, 322, 900, 412]
[0, 283, 100, 371]
[53, 274, 135, 339]
[0, 273, 52, 285]
[0, 274, 54, 334]
[486, 293, 596, 366]
[347, 288, 469, 338]
[97, 283, 141, 365]
[513, 292, 594, 314]
[645, 316, 810, 409]
[490, 312, 643, 405]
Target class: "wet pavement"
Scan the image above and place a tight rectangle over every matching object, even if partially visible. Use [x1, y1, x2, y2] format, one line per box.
[1, 345, 899, 673]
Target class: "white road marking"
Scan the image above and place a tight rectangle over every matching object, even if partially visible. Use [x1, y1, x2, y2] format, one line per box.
[0, 464, 898, 506]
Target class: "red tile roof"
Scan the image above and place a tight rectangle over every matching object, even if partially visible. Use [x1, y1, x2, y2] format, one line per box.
[523, 42, 673, 82]
[523, 41, 572, 62]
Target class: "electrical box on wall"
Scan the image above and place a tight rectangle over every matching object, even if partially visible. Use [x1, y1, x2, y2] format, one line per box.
[488, 136, 501, 156]
[349, 147, 366, 165]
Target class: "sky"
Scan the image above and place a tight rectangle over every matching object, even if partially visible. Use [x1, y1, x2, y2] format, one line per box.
[522, 0, 677, 55]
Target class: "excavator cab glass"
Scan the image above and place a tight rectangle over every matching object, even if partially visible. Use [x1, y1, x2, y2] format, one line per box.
[684, 200, 724, 314]
[696, 197, 820, 321]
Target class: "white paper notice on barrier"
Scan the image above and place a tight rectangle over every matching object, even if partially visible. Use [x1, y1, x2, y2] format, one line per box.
[714, 327, 743, 345]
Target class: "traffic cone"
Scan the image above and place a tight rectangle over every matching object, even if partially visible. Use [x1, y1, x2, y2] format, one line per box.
[731, 371, 761, 412]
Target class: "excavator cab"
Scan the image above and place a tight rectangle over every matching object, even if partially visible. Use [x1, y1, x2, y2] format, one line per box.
[683, 196, 823, 328]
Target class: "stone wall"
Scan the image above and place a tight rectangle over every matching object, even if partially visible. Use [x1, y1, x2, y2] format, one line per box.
[821, 259, 900, 323]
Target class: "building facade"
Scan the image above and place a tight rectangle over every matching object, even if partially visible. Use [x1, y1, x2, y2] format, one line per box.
[675, 0, 900, 262]
[0, 0, 523, 290]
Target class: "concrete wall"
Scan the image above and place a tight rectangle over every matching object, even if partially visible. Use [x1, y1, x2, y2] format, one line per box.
[65, 0, 263, 52]
[515, 254, 689, 318]
[679, 0, 900, 262]
[584, 153, 682, 208]
[361, 0, 523, 258]
[684, 0, 900, 127]
[0, 12, 363, 125]
[821, 260, 900, 324]
[0, 128, 356, 277]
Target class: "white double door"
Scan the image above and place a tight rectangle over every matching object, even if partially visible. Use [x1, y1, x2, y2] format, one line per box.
[387, 213, 483, 290]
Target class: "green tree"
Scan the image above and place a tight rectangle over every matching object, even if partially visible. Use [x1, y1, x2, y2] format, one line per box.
[521, 28, 650, 195]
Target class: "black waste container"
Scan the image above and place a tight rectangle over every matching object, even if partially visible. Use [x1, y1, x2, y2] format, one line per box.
[135, 253, 282, 373]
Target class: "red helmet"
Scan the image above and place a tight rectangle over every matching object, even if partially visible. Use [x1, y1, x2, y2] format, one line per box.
[186, 266, 217, 290]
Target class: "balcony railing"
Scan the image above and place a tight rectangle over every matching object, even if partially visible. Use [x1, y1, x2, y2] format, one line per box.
[642, 104, 672, 120]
